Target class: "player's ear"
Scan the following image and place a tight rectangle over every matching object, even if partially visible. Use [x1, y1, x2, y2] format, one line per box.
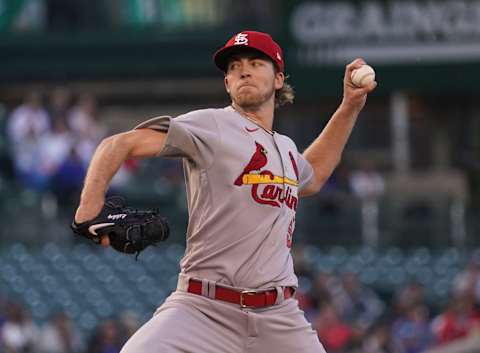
[224, 76, 231, 94]
[274, 71, 285, 90]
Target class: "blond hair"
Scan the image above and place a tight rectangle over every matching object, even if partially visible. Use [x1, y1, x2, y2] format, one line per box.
[275, 80, 295, 108]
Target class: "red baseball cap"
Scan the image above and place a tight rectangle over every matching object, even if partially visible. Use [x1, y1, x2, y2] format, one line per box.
[213, 30, 285, 73]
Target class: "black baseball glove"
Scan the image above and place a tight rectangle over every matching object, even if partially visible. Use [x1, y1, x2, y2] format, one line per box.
[71, 196, 169, 257]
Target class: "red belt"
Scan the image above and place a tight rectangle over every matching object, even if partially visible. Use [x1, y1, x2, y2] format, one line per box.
[187, 279, 295, 308]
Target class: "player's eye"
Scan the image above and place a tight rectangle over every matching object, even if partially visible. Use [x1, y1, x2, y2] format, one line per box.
[229, 62, 240, 71]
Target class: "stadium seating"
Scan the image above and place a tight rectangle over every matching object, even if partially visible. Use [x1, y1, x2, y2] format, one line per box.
[1, 242, 479, 333]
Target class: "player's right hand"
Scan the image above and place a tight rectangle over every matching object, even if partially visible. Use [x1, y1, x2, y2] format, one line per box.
[342, 58, 377, 113]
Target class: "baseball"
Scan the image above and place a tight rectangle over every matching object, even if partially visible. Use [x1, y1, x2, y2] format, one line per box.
[351, 64, 375, 87]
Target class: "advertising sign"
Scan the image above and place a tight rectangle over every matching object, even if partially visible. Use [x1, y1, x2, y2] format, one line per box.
[288, 0, 480, 66]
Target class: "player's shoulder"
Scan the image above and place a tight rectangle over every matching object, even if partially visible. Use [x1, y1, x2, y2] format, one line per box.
[274, 131, 298, 149]
[174, 107, 238, 129]
[208, 106, 250, 127]
[176, 108, 219, 121]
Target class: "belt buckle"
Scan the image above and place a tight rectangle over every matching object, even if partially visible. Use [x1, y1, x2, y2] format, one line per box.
[240, 290, 258, 308]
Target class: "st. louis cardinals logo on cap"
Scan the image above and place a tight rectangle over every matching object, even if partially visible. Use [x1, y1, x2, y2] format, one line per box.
[234, 141, 299, 211]
[213, 30, 285, 73]
[234, 33, 249, 45]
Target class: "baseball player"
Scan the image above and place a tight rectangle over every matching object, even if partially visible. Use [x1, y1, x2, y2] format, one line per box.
[74, 30, 376, 353]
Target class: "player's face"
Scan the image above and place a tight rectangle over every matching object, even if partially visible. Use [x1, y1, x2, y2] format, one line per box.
[225, 53, 284, 110]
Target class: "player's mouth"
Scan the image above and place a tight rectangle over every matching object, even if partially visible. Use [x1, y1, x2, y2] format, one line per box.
[238, 82, 256, 90]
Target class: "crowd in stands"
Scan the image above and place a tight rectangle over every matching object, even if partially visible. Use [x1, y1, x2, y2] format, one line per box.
[4, 89, 104, 206]
[0, 257, 479, 353]
[1, 89, 153, 211]
[0, 297, 140, 353]
[291, 254, 480, 353]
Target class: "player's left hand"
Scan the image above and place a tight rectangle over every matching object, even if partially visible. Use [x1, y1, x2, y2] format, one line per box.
[71, 196, 170, 257]
[341, 58, 377, 113]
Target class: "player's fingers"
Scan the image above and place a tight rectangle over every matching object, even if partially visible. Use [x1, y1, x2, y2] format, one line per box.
[365, 81, 377, 92]
[347, 57, 366, 68]
[345, 58, 366, 76]
[101, 235, 110, 248]
[353, 81, 377, 96]
[344, 58, 368, 85]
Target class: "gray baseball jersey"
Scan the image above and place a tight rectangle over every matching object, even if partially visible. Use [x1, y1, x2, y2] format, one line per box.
[122, 106, 325, 353]
[135, 106, 314, 290]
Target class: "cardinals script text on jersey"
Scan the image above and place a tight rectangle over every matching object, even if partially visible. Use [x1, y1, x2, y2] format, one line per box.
[234, 141, 299, 211]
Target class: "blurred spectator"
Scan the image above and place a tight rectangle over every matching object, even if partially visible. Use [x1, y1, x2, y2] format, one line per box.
[349, 160, 385, 200]
[291, 245, 312, 278]
[314, 300, 359, 353]
[116, 311, 140, 347]
[431, 292, 480, 345]
[295, 289, 316, 323]
[51, 146, 87, 206]
[10, 127, 48, 191]
[362, 319, 394, 353]
[7, 92, 51, 191]
[48, 87, 72, 125]
[68, 94, 105, 142]
[311, 271, 336, 303]
[86, 319, 121, 353]
[333, 272, 385, 331]
[38, 311, 83, 353]
[453, 261, 480, 305]
[38, 119, 73, 180]
[6, 92, 50, 145]
[292, 247, 318, 320]
[394, 281, 426, 315]
[75, 136, 97, 168]
[67, 94, 106, 170]
[391, 304, 433, 353]
[1, 301, 39, 353]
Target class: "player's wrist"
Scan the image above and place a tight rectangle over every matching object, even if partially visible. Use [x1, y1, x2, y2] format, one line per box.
[75, 200, 104, 223]
[338, 100, 363, 117]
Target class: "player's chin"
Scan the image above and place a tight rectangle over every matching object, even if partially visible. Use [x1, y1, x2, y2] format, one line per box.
[235, 93, 263, 108]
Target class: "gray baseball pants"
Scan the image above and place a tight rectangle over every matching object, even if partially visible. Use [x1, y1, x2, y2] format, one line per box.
[120, 279, 325, 353]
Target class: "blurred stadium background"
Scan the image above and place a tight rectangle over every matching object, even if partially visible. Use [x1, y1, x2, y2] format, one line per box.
[1, 0, 480, 352]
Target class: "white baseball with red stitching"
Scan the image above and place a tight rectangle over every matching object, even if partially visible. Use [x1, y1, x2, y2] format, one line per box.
[351, 64, 375, 87]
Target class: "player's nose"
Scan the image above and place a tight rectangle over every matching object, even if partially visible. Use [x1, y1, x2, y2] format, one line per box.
[238, 61, 252, 78]
[240, 69, 252, 79]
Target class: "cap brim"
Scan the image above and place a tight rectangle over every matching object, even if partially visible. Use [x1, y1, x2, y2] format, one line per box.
[213, 45, 273, 73]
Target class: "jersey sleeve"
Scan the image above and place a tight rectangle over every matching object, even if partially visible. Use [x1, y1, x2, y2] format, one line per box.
[296, 152, 314, 192]
[134, 109, 220, 168]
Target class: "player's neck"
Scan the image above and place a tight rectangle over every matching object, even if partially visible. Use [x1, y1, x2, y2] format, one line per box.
[231, 102, 274, 132]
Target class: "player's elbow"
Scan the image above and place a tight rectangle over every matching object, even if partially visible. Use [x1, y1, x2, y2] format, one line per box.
[299, 173, 328, 197]
[300, 158, 341, 197]
[99, 132, 134, 156]
[98, 129, 166, 159]
[100, 133, 123, 149]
